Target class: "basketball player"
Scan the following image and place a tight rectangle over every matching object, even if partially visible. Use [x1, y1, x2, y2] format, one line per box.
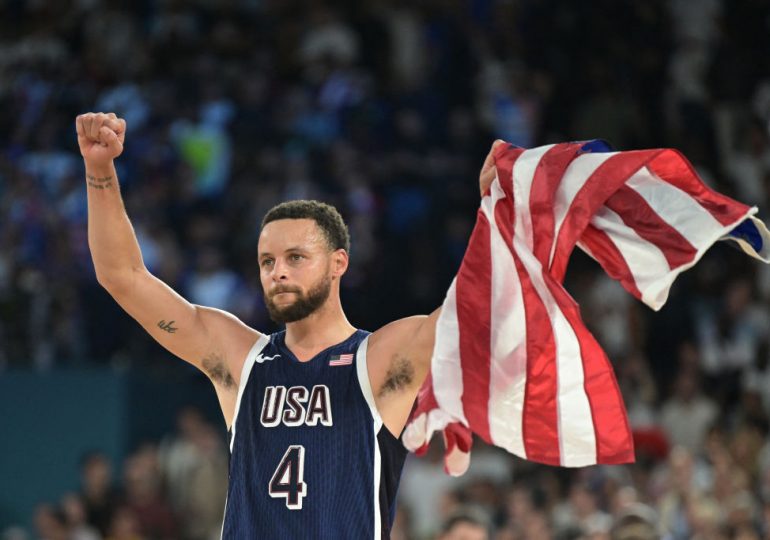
[76, 112, 502, 538]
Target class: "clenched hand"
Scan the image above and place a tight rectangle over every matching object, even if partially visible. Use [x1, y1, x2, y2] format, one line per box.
[76, 112, 126, 169]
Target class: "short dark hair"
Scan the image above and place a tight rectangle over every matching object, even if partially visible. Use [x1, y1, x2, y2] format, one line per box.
[441, 507, 492, 539]
[262, 200, 350, 253]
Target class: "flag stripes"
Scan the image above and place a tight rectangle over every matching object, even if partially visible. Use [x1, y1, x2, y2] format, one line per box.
[404, 140, 769, 474]
[329, 354, 353, 366]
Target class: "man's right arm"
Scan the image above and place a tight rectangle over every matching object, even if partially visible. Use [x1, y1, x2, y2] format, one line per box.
[77, 113, 260, 425]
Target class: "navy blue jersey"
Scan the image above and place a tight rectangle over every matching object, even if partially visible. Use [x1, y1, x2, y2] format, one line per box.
[222, 329, 407, 539]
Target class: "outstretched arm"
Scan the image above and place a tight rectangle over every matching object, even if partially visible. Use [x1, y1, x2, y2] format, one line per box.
[366, 140, 505, 436]
[77, 112, 260, 426]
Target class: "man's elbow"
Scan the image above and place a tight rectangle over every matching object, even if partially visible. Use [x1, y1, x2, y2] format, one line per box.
[94, 266, 140, 297]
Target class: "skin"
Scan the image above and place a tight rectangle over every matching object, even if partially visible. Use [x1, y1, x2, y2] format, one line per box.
[76, 112, 503, 436]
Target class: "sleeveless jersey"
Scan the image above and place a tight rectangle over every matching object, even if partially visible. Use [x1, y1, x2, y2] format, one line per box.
[222, 329, 407, 539]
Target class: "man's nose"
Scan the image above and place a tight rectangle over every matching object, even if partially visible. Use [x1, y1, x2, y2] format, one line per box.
[271, 259, 289, 281]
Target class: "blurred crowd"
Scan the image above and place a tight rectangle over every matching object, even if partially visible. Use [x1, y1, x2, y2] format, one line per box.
[5, 408, 229, 540]
[2, 0, 770, 538]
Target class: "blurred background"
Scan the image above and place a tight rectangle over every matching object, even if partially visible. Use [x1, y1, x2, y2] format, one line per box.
[1, 0, 770, 538]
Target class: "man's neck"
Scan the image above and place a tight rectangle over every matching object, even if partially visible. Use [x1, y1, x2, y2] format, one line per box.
[284, 299, 356, 360]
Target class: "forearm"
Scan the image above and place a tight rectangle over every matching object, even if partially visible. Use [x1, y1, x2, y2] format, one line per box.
[86, 160, 145, 288]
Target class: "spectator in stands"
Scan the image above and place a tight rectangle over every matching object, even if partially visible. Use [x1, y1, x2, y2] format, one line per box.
[122, 445, 177, 540]
[60, 493, 100, 540]
[158, 407, 228, 540]
[33, 504, 69, 540]
[78, 452, 119, 537]
[436, 508, 492, 540]
[660, 368, 718, 453]
[105, 507, 144, 540]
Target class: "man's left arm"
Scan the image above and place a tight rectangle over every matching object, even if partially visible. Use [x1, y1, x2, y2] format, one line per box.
[365, 308, 441, 436]
[366, 140, 504, 436]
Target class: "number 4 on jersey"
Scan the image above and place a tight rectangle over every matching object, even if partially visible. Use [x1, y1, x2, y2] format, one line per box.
[269, 445, 307, 510]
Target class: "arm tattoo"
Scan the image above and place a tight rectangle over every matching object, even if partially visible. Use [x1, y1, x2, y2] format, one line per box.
[378, 356, 414, 397]
[157, 320, 178, 333]
[86, 174, 114, 190]
[202, 352, 236, 389]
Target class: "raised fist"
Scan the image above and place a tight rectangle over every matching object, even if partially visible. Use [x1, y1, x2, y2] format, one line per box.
[76, 112, 126, 168]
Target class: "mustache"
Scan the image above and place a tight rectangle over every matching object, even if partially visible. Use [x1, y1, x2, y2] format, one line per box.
[269, 286, 302, 297]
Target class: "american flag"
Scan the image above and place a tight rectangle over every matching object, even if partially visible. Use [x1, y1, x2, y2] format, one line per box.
[329, 353, 354, 366]
[403, 141, 770, 475]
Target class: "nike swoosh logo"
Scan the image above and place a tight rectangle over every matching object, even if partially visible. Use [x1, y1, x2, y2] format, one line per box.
[255, 353, 280, 364]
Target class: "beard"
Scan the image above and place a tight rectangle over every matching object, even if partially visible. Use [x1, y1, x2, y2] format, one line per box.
[264, 274, 332, 324]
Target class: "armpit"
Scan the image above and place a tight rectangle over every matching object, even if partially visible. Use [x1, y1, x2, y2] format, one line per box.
[378, 356, 414, 397]
[202, 352, 236, 389]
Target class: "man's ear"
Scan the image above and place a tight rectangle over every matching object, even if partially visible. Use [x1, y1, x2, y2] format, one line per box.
[332, 249, 349, 277]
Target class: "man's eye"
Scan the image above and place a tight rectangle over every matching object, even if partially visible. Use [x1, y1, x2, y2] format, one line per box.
[290, 254, 303, 261]
[261, 259, 274, 267]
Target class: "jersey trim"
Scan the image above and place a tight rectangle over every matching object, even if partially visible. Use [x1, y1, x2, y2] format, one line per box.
[222, 334, 270, 539]
[373, 427, 382, 539]
[355, 336, 382, 426]
[355, 336, 384, 539]
[230, 333, 270, 453]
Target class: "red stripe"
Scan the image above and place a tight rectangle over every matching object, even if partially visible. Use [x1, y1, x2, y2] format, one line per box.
[491, 144, 525, 201]
[530, 143, 584, 266]
[409, 374, 439, 456]
[414, 373, 439, 414]
[604, 185, 697, 269]
[456, 210, 493, 443]
[579, 225, 643, 300]
[649, 150, 750, 226]
[493, 192, 561, 465]
[550, 151, 660, 283]
[541, 274, 635, 464]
